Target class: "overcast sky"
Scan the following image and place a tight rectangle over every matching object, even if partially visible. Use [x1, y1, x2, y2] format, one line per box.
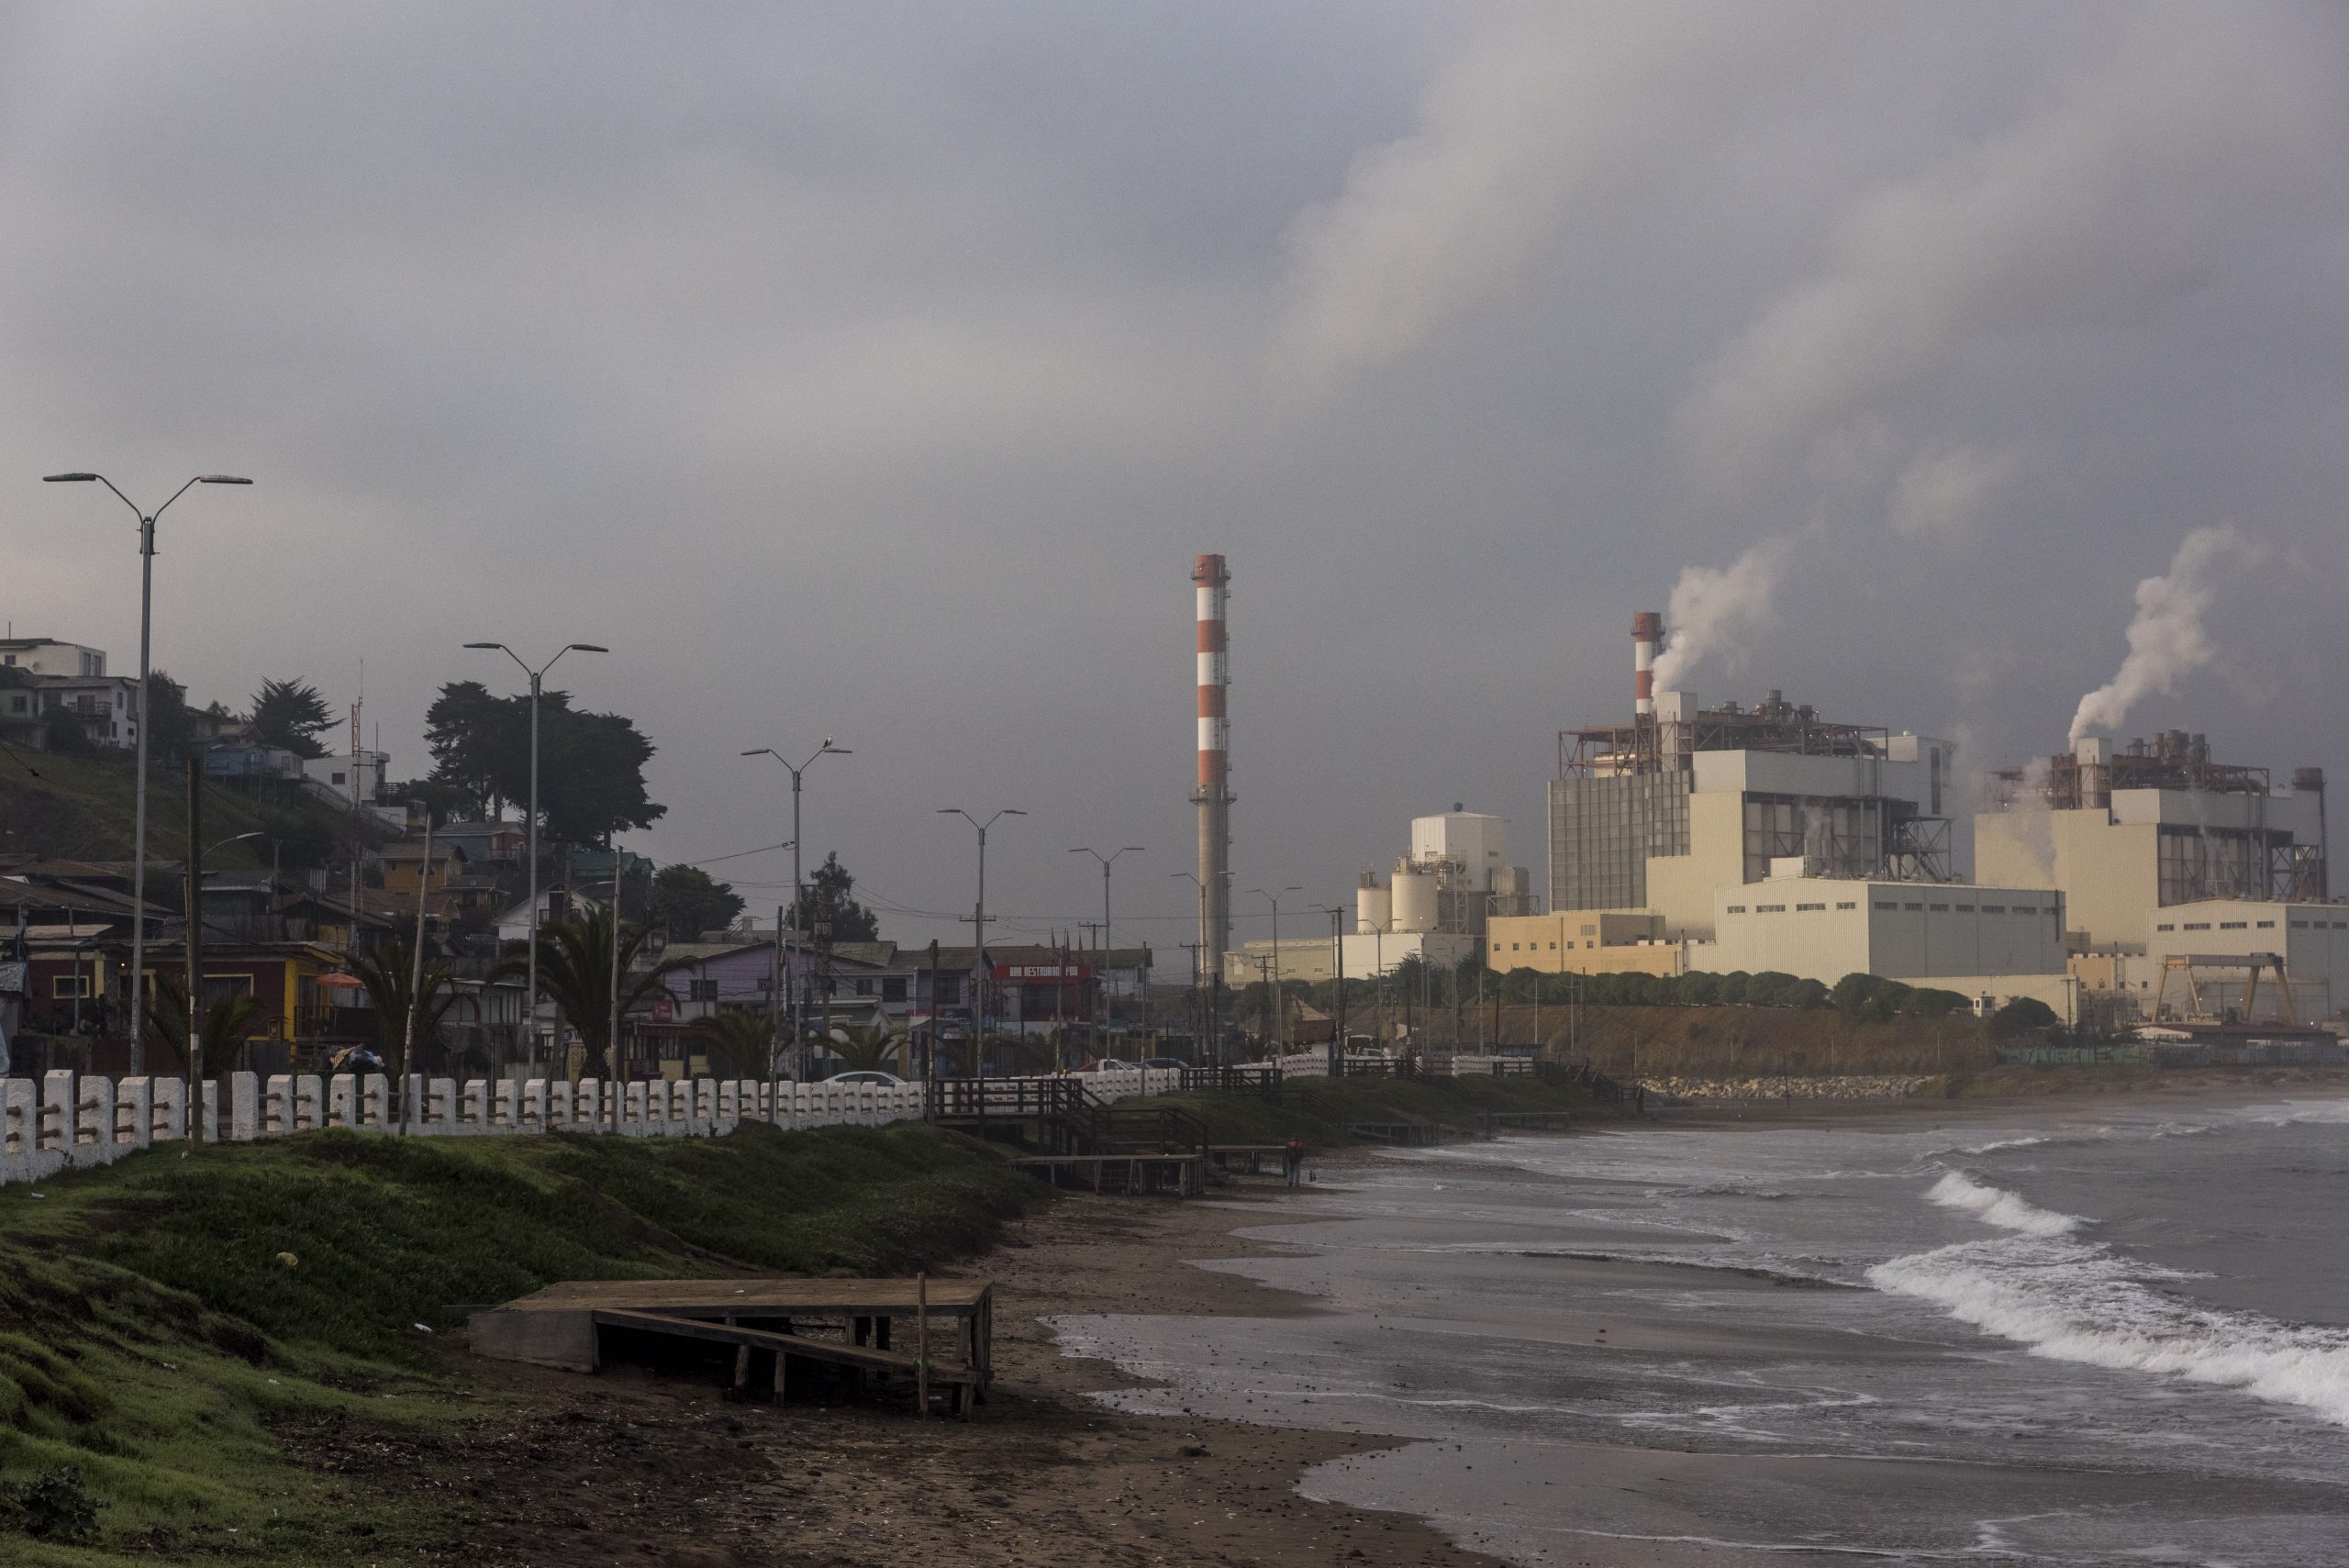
[6, 2, 2345, 951]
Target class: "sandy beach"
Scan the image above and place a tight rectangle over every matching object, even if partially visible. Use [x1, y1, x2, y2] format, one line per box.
[379, 1079, 2349, 1566]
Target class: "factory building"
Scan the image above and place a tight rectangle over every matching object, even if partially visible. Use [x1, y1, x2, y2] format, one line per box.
[1550, 628, 1958, 941]
[1485, 909, 1686, 977]
[2142, 901, 2349, 1022]
[1223, 808, 1525, 984]
[1976, 733, 2329, 954]
[1706, 862, 2067, 997]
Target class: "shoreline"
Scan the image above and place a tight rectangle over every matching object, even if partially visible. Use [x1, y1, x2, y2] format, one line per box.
[387, 1174, 1517, 1568]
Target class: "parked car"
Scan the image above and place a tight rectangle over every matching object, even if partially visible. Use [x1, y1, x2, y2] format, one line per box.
[1074, 1059, 1136, 1073]
[822, 1070, 905, 1086]
[1140, 1058, 1187, 1072]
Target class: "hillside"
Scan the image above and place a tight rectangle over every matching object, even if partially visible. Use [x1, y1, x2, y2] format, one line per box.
[1500, 1002, 1998, 1079]
[0, 751, 375, 873]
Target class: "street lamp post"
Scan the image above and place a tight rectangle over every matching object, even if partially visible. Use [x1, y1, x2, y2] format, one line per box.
[465, 641, 606, 1073]
[1313, 906, 1348, 1077]
[940, 808, 1022, 1074]
[1249, 885, 1302, 1054]
[743, 741, 849, 1075]
[45, 471, 250, 1073]
[1069, 845, 1141, 1056]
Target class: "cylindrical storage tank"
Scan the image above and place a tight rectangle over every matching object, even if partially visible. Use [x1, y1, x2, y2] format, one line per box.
[1356, 873, 1391, 935]
[1390, 867, 1438, 934]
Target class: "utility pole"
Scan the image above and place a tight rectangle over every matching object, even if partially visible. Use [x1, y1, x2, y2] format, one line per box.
[1250, 885, 1301, 1053]
[1071, 845, 1141, 1061]
[744, 741, 851, 1073]
[940, 807, 1022, 1076]
[184, 759, 201, 1084]
[404, 815, 434, 1136]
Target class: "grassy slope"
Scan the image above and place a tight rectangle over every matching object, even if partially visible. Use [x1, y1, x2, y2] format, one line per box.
[1130, 1073, 1611, 1148]
[0, 1122, 1041, 1565]
[1498, 1003, 1999, 1079]
[0, 751, 352, 868]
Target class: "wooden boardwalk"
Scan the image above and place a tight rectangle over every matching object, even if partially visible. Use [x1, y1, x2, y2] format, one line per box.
[469, 1277, 991, 1417]
[1010, 1151, 1203, 1196]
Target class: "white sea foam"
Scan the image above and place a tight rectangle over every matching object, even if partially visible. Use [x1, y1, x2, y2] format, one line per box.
[1924, 1171, 2082, 1238]
[1872, 1237, 2349, 1430]
[1950, 1135, 2051, 1155]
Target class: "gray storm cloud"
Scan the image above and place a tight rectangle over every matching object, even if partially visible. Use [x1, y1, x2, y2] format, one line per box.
[2067, 524, 2266, 751]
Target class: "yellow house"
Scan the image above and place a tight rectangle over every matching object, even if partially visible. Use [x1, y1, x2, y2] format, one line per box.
[380, 841, 469, 895]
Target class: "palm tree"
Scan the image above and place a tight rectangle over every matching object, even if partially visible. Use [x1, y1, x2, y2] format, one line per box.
[343, 940, 476, 1090]
[691, 1008, 776, 1079]
[826, 1021, 905, 1075]
[143, 974, 270, 1080]
[527, 906, 696, 1083]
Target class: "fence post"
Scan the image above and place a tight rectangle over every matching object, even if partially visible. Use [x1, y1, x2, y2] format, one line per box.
[230, 1073, 261, 1141]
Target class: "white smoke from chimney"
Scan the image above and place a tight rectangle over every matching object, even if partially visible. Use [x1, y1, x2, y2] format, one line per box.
[1650, 537, 1794, 693]
[2066, 524, 2265, 750]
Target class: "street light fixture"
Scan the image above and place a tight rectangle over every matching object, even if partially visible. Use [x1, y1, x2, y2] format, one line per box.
[742, 741, 850, 1073]
[1250, 885, 1302, 1053]
[45, 470, 251, 1073]
[1070, 846, 1143, 1055]
[464, 640, 606, 1072]
[940, 808, 1023, 1073]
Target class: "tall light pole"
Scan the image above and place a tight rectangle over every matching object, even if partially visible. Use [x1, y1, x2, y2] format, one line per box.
[45, 470, 250, 1073]
[743, 740, 850, 1070]
[1250, 885, 1301, 1053]
[1070, 846, 1141, 1054]
[1313, 905, 1348, 1076]
[940, 808, 1022, 1073]
[465, 641, 606, 1073]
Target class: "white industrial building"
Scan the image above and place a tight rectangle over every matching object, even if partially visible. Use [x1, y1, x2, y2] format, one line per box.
[1976, 733, 2329, 954]
[1224, 808, 1525, 984]
[2142, 900, 2349, 1022]
[1704, 861, 2067, 1002]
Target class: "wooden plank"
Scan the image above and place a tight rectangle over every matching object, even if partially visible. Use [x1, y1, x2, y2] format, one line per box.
[508, 1277, 989, 1313]
[589, 1308, 979, 1385]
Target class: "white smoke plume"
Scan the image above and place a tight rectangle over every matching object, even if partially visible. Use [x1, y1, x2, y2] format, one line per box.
[2067, 524, 2265, 749]
[1671, 8, 2346, 496]
[1650, 537, 1794, 693]
[1268, 6, 1794, 388]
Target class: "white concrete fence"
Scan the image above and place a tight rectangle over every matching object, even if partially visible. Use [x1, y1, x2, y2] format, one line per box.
[0, 1066, 1195, 1189]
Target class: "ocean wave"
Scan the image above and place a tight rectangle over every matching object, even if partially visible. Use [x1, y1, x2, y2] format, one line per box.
[1869, 1237, 2349, 1429]
[1949, 1135, 2051, 1155]
[1925, 1171, 2082, 1238]
[1932, 1122, 2210, 1159]
[2237, 1099, 2349, 1127]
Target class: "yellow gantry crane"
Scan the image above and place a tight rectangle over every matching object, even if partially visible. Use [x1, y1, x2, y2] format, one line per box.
[2154, 951, 2298, 1026]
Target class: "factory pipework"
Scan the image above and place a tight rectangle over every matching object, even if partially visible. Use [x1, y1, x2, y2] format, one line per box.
[1633, 611, 1664, 717]
[1193, 553, 1232, 965]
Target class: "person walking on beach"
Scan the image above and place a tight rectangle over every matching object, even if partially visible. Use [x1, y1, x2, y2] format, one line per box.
[1283, 1135, 1305, 1187]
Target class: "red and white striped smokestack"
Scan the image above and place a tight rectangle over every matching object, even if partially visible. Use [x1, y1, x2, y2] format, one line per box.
[1193, 554, 1232, 967]
[1196, 554, 1230, 793]
[1632, 610, 1664, 717]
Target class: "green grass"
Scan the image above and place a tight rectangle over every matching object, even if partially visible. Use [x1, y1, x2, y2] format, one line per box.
[0, 1122, 1042, 1563]
[0, 749, 351, 869]
[1130, 1073, 1613, 1148]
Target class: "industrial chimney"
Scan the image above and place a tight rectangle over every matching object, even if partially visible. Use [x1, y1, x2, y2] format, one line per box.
[1633, 611, 1664, 717]
[1193, 554, 1232, 968]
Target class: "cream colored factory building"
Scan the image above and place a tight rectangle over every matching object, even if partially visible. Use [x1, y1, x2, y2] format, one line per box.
[2142, 900, 2349, 1021]
[1484, 912, 1687, 977]
[1705, 866, 2068, 1003]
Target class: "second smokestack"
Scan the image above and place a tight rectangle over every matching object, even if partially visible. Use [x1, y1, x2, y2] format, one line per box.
[1633, 610, 1664, 717]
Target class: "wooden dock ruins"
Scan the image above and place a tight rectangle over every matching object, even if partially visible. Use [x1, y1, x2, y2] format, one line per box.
[469, 1276, 992, 1417]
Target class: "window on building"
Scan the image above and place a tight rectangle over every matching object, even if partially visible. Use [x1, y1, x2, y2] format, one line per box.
[2184, 922, 2210, 931]
[1983, 905, 2006, 913]
[1756, 904, 1786, 913]
[52, 974, 92, 998]
[1875, 901, 1897, 910]
[1955, 904, 1975, 912]
[1930, 903, 1949, 912]
[937, 974, 963, 1006]
[1796, 903, 1825, 912]
[1490, 942, 1501, 952]
[1836, 901, 1856, 910]
[1726, 905, 1747, 915]
[2256, 920, 2276, 929]
[2156, 923, 2175, 932]
[1904, 902, 1923, 911]
[2219, 921, 2247, 930]
[1547, 941, 1557, 950]
[883, 977, 907, 1003]
[686, 979, 718, 1002]
[2291, 920, 2310, 929]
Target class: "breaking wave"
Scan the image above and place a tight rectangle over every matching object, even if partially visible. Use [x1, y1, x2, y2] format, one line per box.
[1870, 1237, 2349, 1430]
[1924, 1171, 2081, 1238]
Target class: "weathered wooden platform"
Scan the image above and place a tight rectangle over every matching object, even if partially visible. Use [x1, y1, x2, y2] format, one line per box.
[469, 1277, 992, 1415]
[1010, 1151, 1203, 1196]
[1348, 1121, 1447, 1145]
[1207, 1143, 1289, 1173]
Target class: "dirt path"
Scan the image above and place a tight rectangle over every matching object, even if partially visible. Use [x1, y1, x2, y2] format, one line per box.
[302, 1176, 1501, 1568]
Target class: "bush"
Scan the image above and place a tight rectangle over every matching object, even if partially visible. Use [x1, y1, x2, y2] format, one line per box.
[1, 1464, 99, 1545]
[1989, 996, 2061, 1037]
